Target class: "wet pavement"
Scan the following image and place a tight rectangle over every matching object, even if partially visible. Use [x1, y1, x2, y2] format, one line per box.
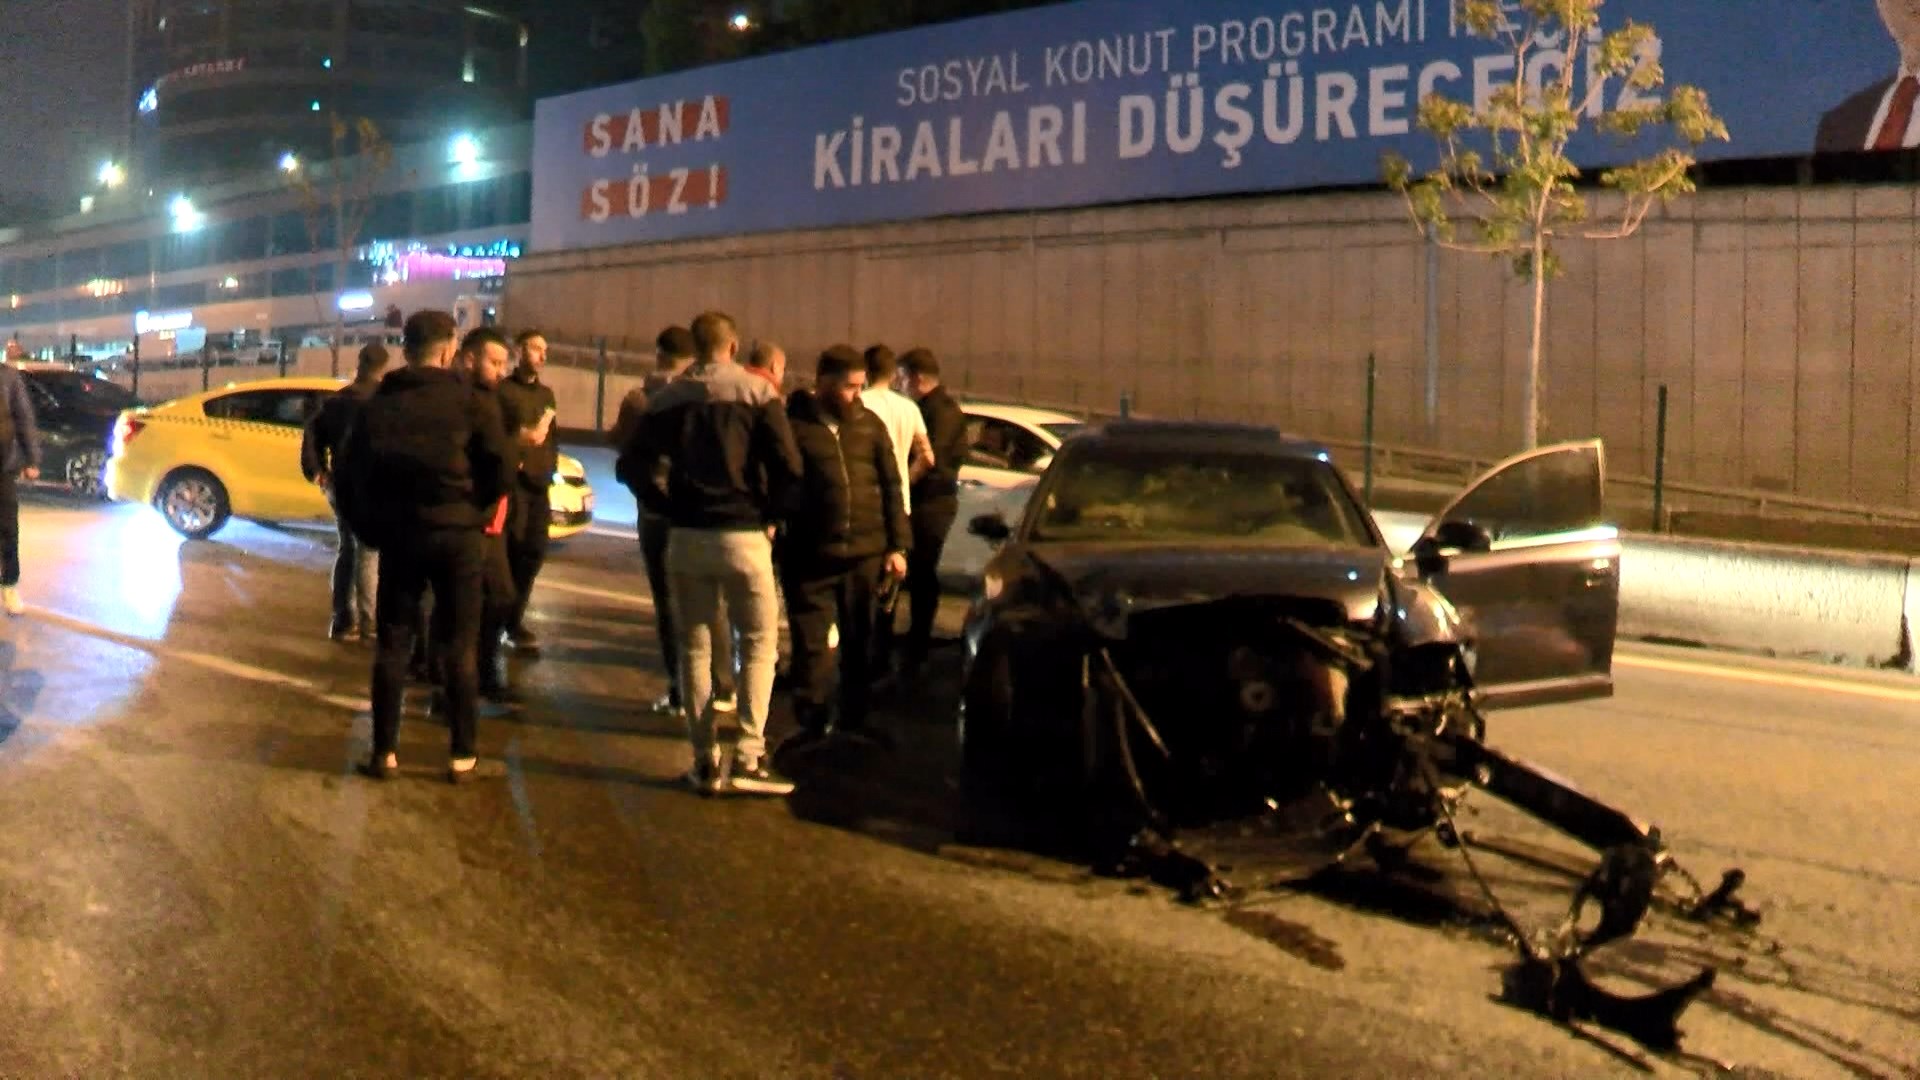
[0, 490, 1916, 1078]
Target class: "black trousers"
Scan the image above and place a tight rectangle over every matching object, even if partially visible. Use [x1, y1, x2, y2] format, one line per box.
[479, 530, 516, 685]
[903, 497, 956, 665]
[419, 532, 513, 684]
[506, 484, 551, 632]
[0, 469, 18, 586]
[783, 554, 883, 733]
[372, 528, 485, 761]
[639, 513, 679, 705]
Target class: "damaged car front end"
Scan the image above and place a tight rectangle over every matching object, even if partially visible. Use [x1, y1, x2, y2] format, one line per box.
[957, 422, 1759, 1050]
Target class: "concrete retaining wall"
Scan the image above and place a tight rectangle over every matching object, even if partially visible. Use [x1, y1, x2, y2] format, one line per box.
[1618, 535, 1914, 671]
[504, 183, 1920, 515]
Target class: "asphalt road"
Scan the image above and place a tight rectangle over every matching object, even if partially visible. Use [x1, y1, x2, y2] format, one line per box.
[0, 492, 1915, 1079]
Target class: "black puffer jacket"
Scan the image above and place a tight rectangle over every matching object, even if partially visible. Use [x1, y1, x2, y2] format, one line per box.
[783, 390, 910, 565]
[335, 365, 512, 548]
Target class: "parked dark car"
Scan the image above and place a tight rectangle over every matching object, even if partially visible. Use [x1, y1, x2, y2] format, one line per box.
[18, 364, 144, 499]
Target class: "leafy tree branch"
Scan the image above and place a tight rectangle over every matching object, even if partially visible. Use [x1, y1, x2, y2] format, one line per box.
[1381, 0, 1727, 448]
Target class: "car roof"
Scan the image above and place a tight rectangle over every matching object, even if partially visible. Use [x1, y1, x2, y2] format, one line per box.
[136, 374, 346, 411]
[14, 362, 96, 374]
[958, 400, 1085, 428]
[189, 375, 347, 397]
[1073, 419, 1334, 460]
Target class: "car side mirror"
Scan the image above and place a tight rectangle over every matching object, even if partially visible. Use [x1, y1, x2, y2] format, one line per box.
[1411, 520, 1493, 573]
[968, 511, 1012, 544]
[1429, 519, 1494, 554]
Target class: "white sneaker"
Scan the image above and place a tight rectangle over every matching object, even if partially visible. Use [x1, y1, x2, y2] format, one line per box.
[1, 587, 21, 617]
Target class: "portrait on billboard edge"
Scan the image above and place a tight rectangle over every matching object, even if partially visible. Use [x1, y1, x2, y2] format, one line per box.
[1819, 0, 1920, 152]
[529, 0, 1903, 255]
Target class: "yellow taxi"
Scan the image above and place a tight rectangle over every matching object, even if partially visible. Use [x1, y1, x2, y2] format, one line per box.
[104, 375, 595, 541]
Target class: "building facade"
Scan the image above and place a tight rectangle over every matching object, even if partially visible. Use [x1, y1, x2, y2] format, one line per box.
[130, 0, 528, 188]
[0, 121, 531, 366]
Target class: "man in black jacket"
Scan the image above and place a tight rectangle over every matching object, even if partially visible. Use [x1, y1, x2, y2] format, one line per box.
[461, 327, 521, 703]
[0, 341, 44, 618]
[302, 342, 390, 641]
[336, 310, 512, 784]
[494, 328, 559, 654]
[777, 345, 910, 755]
[629, 310, 803, 796]
[898, 347, 967, 677]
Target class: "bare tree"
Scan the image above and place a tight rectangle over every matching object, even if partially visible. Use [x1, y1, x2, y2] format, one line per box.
[286, 114, 396, 377]
[1382, 0, 1727, 449]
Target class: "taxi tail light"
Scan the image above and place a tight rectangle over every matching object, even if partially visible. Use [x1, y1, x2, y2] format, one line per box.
[112, 415, 146, 454]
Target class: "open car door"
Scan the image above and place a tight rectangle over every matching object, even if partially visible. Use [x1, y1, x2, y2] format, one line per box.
[1409, 439, 1621, 709]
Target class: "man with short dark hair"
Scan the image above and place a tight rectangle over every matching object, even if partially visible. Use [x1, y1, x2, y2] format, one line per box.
[336, 309, 512, 784]
[494, 328, 558, 655]
[898, 347, 968, 675]
[630, 310, 803, 795]
[303, 341, 390, 641]
[777, 345, 910, 756]
[461, 326, 521, 703]
[860, 344, 932, 678]
[744, 340, 786, 389]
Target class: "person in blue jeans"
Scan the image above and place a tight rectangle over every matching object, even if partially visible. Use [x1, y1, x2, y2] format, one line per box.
[302, 342, 390, 640]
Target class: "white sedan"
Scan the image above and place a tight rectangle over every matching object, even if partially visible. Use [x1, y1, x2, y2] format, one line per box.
[937, 401, 1086, 584]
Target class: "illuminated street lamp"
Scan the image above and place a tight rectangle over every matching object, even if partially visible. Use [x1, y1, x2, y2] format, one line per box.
[279, 152, 300, 173]
[729, 11, 753, 31]
[169, 194, 204, 233]
[450, 133, 480, 165]
[98, 161, 126, 188]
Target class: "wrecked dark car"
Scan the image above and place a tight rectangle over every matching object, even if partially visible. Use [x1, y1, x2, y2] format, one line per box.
[956, 420, 1757, 1049]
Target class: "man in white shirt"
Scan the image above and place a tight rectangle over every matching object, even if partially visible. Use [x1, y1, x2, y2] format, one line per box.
[860, 345, 933, 678]
[1818, 0, 1920, 152]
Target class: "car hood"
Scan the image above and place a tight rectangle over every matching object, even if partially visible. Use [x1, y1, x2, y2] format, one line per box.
[1027, 542, 1389, 622]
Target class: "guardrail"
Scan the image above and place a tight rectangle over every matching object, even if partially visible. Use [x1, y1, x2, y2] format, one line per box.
[538, 345, 1920, 671]
[540, 343, 1920, 535]
[981, 391, 1920, 544]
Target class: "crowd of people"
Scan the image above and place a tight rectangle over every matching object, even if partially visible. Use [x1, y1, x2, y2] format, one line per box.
[303, 306, 970, 794]
[301, 311, 560, 783]
[612, 312, 968, 796]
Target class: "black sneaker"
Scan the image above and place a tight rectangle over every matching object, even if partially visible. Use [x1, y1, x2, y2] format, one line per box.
[728, 755, 795, 796]
[685, 753, 724, 796]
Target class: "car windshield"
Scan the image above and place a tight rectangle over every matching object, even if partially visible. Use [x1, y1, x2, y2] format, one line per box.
[1041, 421, 1084, 441]
[1029, 444, 1375, 547]
[27, 371, 140, 411]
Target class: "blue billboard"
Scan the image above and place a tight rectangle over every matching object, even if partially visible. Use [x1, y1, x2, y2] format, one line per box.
[530, 0, 1900, 254]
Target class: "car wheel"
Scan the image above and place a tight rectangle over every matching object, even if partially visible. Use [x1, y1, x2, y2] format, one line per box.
[157, 469, 231, 539]
[65, 448, 108, 500]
